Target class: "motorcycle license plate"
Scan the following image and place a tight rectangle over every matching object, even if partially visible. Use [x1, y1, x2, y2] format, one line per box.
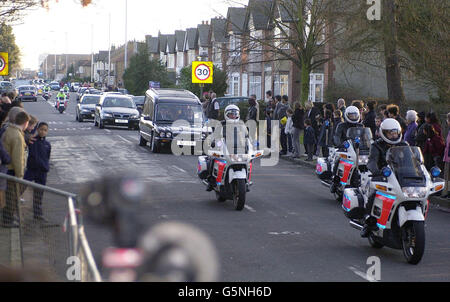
[115, 119, 128, 124]
[177, 141, 196, 146]
[25, 93, 31, 96]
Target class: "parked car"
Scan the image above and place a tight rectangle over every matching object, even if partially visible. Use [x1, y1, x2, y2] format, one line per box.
[132, 96, 145, 115]
[77, 87, 89, 100]
[76, 94, 101, 122]
[16, 85, 37, 102]
[138, 88, 208, 153]
[94, 94, 140, 130]
[0, 81, 14, 95]
[71, 82, 81, 92]
[118, 88, 129, 95]
[215, 96, 250, 109]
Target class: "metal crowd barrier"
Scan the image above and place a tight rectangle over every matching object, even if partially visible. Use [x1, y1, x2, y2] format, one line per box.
[0, 173, 101, 282]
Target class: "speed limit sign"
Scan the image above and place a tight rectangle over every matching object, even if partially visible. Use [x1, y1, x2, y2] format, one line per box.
[0, 53, 8, 76]
[192, 61, 213, 84]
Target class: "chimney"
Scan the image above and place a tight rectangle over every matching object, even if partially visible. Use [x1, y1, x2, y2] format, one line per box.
[206, 21, 209, 25]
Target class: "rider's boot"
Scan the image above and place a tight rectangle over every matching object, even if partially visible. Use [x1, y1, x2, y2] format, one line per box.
[360, 216, 378, 238]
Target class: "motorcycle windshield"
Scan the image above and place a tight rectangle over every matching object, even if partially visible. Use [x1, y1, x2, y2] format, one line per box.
[346, 127, 372, 153]
[387, 146, 426, 187]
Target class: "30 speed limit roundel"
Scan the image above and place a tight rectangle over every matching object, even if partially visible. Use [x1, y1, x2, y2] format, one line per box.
[192, 61, 213, 84]
[0, 53, 8, 76]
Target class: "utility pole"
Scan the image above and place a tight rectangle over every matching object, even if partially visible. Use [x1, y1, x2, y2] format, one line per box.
[108, 12, 111, 87]
[91, 23, 94, 83]
[124, 0, 128, 71]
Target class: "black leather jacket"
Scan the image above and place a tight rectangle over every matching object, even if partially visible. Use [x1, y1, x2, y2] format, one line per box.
[333, 122, 363, 147]
[368, 138, 409, 175]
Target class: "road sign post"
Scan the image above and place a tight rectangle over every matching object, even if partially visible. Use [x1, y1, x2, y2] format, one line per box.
[192, 61, 213, 99]
[0, 53, 8, 76]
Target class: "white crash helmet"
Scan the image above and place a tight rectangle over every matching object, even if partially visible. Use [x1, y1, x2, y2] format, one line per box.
[380, 118, 402, 145]
[344, 106, 361, 124]
[224, 105, 240, 122]
[60, 89, 64, 92]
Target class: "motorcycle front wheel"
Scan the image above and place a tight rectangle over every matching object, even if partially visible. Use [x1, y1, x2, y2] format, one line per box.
[232, 179, 246, 211]
[401, 221, 425, 265]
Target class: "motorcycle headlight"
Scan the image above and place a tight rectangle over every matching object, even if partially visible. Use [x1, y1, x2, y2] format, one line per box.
[229, 154, 248, 162]
[402, 187, 427, 199]
[358, 155, 369, 165]
[160, 132, 166, 138]
[166, 132, 172, 138]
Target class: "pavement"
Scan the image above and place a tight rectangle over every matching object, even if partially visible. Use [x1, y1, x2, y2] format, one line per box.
[18, 93, 450, 282]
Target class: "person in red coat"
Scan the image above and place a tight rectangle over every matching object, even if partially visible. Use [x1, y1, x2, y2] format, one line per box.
[423, 123, 445, 171]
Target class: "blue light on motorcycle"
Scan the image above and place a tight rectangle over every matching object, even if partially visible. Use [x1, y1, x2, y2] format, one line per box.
[354, 137, 361, 144]
[382, 167, 392, 178]
[431, 167, 441, 178]
[344, 141, 350, 149]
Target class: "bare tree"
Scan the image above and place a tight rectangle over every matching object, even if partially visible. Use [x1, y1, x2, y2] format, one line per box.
[220, 0, 371, 104]
[0, 0, 92, 24]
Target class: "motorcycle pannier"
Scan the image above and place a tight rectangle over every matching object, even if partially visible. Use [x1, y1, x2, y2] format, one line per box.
[342, 188, 365, 219]
[197, 156, 208, 180]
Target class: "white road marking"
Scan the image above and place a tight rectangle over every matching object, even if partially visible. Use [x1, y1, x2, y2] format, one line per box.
[117, 135, 132, 144]
[171, 165, 187, 173]
[245, 205, 256, 213]
[105, 129, 112, 133]
[348, 266, 378, 282]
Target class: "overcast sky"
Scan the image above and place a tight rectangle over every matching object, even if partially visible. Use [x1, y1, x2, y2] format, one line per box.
[13, 0, 247, 70]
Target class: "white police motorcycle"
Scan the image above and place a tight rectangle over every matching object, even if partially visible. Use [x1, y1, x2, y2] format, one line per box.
[316, 127, 373, 201]
[342, 145, 444, 264]
[197, 105, 263, 211]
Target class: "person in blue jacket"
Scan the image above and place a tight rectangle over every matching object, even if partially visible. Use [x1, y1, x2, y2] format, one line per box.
[24, 122, 51, 222]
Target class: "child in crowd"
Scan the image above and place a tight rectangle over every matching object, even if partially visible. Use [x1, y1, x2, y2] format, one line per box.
[285, 109, 295, 156]
[24, 122, 51, 222]
[24, 115, 38, 145]
[304, 119, 317, 162]
[375, 115, 384, 139]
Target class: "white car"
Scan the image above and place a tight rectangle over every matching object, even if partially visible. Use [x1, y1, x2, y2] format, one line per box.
[71, 82, 81, 92]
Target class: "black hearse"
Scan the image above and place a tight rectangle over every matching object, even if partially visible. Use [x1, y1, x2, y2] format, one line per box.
[138, 89, 209, 153]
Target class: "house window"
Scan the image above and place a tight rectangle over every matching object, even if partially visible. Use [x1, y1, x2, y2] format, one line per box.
[230, 73, 240, 96]
[242, 73, 248, 97]
[177, 52, 184, 68]
[309, 73, 324, 102]
[274, 23, 290, 50]
[168, 54, 175, 69]
[229, 35, 241, 57]
[274, 74, 289, 97]
[249, 74, 262, 100]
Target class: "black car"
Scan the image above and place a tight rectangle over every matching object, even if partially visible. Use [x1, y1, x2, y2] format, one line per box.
[94, 94, 140, 130]
[132, 96, 145, 115]
[76, 94, 101, 122]
[139, 89, 208, 153]
[16, 85, 37, 102]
